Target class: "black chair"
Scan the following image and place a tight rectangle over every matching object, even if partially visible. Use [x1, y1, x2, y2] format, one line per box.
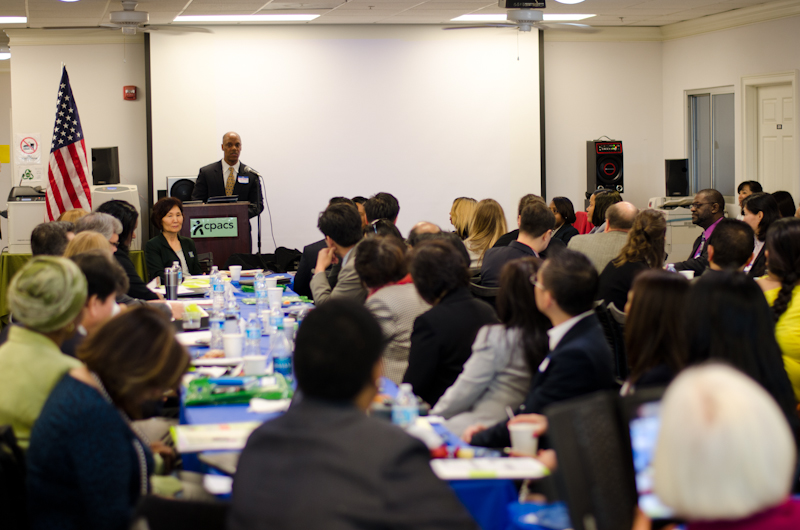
[197, 252, 214, 274]
[0, 425, 28, 530]
[469, 281, 498, 309]
[131, 495, 230, 530]
[593, 300, 628, 383]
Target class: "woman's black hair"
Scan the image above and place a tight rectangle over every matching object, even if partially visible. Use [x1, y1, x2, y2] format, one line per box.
[766, 217, 800, 321]
[742, 192, 780, 242]
[592, 190, 622, 226]
[551, 197, 577, 226]
[772, 191, 796, 219]
[96, 200, 139, 250]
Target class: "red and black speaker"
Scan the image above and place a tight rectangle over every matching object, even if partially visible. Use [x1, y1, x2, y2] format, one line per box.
[587, 140, 623, 194]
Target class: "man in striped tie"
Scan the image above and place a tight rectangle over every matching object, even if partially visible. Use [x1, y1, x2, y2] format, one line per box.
[192, 131, 264, 219]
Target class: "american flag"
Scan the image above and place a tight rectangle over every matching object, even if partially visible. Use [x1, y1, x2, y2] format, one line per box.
[45, 67, 91, 221]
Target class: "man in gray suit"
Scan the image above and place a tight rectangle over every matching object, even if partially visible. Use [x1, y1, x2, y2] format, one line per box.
[568, 201, 638, 273]
[310, 202, 367, 304]
[229, 300, 477, 530]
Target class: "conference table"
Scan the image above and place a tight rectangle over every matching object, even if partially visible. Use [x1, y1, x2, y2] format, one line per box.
[177, 279, 561, 530]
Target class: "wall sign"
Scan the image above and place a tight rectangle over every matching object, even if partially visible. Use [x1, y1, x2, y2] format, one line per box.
[190, 217, 238, 238]
[15, 133, 42, 165]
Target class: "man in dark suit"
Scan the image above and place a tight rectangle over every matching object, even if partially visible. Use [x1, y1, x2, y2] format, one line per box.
[191, 131, 264, 219]
[465, 249, 616, 448]
[672, 189, 725, 276]
[229, 300, 477, 530]
[480, 201, 557, 288]
[493, 193, 545, 248]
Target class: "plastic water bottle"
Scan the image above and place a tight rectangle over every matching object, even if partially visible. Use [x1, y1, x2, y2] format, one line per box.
[255, 271, 269, 316]
[244, 316, 262, 356]
[270, 323, 293, 382]
[223, 296, 241, 334]
[172, 261, 183, 285]
[392, 383, 419, 428]
[210, 266, 224, 312]
[283, 317, 296, 347]
[268, 307, 283, 336]
[208, 310, 224, 353]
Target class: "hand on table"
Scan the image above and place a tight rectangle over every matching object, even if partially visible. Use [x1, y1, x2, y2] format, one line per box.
[506, 413, 548, 437]
[461, 424, 486, 444]
[150, 440, 177, 473]
[315, 246, 338, 274]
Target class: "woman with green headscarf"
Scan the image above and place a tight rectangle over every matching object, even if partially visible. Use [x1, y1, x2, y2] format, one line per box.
[0, 256, 87, 449]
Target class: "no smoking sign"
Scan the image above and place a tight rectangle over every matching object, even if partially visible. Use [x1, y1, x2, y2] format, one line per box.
[20, 137, 38, 156]
[15, 133, 42, 164]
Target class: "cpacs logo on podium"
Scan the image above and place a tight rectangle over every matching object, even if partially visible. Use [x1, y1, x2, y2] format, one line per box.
[190, 217, 238, 238]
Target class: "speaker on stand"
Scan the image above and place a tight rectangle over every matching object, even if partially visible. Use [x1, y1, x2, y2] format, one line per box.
[587, 140, 624, 196]
[167, 176, 198, 202]
[665, 159, 689, 197]
[91, 147, 120, 185]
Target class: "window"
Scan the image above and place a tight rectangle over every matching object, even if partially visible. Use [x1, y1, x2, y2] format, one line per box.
[687, 87, 735, 196]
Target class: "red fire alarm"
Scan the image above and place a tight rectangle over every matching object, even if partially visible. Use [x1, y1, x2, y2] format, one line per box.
[123, 86, 137, 101]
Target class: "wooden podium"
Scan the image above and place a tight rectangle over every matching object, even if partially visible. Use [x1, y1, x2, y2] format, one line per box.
[180, 202, 251, 269]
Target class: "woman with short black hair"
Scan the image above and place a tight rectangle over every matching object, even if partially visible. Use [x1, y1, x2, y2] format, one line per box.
[145, 196, 202, 283]
[742, 192, 781, 277]
[549, 197, 579, 245]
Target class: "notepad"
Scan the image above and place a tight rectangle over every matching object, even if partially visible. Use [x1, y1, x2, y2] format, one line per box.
[430, 458, 548, 480]
[170, 422, 261, 453]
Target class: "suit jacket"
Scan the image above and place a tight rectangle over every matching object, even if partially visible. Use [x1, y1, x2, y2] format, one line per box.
[568, 230, 629, 273]
[673, 228, 715, 276]
[144, 232, 202, 282]
[403, 286, 499, 406]
[293, 239, 327, 299]
[493, 229, 519, 248]
[551, 224, 579, 245]
[114, 246, 159, 301]
[470, 314, 615, 448]
[229, 398, 477, 530]
[480, 241, 538, 288]
[309, 245, 367, 305]
[191, 160, 264, 218]
[748, 244, 767, 278]
[597, 260, 649, 311]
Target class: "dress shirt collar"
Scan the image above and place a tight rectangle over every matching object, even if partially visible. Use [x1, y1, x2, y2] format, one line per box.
[221, 159, 241, 178]
[702, 216, 723, 241]
[340, 246, 355, 269]
[509, 240, 538, 258]
[547, 309, 594, 351]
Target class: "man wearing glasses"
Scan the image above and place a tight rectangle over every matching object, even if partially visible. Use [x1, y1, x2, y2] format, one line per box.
[673, 189, 726, 277]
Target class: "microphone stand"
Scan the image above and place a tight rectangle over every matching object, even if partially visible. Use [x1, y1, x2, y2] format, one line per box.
[254, 172, 264, 267]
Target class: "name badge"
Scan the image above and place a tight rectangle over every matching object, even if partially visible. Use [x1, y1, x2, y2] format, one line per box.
[237, 175, 249, 184]
[188, 251, 195, 258]
[538, 357, 550, 373]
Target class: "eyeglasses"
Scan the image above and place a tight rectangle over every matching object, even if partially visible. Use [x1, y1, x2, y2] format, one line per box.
[690, 202, 713, 210]
[529, 274, 545, 291]
[370, 219, 381, 234]
[110, 241, 119, 248]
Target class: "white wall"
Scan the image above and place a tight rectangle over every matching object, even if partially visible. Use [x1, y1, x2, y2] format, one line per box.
[150, 25, 541, 251]
[662, 15, 800, 199]
[5, 31, 148, 232]
[544, 40, 664, 211]
[0, 66, 11, 250]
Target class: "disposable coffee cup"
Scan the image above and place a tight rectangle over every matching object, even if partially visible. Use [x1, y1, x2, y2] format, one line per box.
[229, 265, 242, 282]
[508, 423, 539, 456]
[267, 287, 283, 309]
[678, 270, 694, 280]
[223, 333, 244, 358]
[264, 277, 278, 289]
[243, 355, 267, 376]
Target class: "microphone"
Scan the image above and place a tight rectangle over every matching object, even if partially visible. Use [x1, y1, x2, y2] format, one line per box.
[244, 165, 262, 177]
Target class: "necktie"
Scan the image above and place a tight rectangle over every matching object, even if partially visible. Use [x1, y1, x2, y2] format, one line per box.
[225, 167, 235, 197]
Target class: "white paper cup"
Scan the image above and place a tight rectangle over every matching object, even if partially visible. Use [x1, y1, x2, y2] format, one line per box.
[267, 287, 283, 309]
[223, 333, 244, 358]
[229, 265, 242, 282]
[678, 270, 695, 280]
[264, 277, 278, 289]
[243, 355, 267, 376]
[508, 423, 539, 456]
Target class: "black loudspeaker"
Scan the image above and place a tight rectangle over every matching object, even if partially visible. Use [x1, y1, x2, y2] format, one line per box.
[167, 176, 197, 202]
[91, 147, 120, 185]
[665, 159, 689, 197]
[587, 141, 623, 194]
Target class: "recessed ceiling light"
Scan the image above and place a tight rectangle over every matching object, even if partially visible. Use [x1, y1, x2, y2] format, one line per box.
[450, 14, 508, 22]
[174, 14, 320, 23]
[554, 0, 585, 4]
[60, 0, 81, 3]
[0, 17, 26, 24]
[544, 14, 595, 21]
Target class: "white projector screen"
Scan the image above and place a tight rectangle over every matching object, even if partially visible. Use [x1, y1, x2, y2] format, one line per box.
[150, 25, 541, 252]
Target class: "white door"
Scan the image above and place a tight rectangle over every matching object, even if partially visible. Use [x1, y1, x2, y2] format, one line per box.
[758, 84, 795, 193]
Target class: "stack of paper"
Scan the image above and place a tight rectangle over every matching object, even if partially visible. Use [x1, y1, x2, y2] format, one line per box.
[170, 422, 261, 453]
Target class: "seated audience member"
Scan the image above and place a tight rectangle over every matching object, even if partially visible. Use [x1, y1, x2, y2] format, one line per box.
[0, 257, 85, 448]
[450, 196, 477, 240]
[229, 300, 477, 530]
[494, 194, 545, 248]
[568, 201, 638, 273]
[352, 195, 368, 227]
[74, 211, 122, 245]
[587, 190, 622, 234]
[363, 191, 400, 224]
[64, 230, 116, 257]
[737, 179, 763, 209]
[364, 218, 403, 240]
[464, 199, 508, 267]
[407, 221, 441, 247]
[549, 197, 579, 245]
[704, 218, 755, 274]
[672, 189, 725, 276]
[30, 221, 73, 256]
[742, 192, 780, 277]
[757, 218, 800, 401]
[650, 364, 800, 530]
[97, 200, 160, 301]
[686, 271, 799, 442]
[27, 307, 190, 530]
[57, 208, 88, 223]
[465, 250, 615, 447]
[480, 201, 555, 288]
[404, 240, 498, 406]
[63, 251, 128, 356]
[294, 197, 356, 300]
[432, 258, 550, 436]
[621, 270, 689, 394]
[145, 197, 202, 283]
[354, 237, 430, 384]
[773, 190, 796, 219]
[597, 209, 666, 311]
[311, 202, 367, 304]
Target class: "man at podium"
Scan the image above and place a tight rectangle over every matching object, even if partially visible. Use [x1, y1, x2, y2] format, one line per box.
[192, 131, 264, 219]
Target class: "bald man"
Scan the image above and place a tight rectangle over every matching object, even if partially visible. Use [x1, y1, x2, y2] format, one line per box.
[567, 201, 638, 273]
[192, 131, 264, 218]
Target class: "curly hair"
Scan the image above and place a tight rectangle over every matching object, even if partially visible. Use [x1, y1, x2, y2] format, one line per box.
[766, 218, 800, 321]
[612, 209, 666, 268]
